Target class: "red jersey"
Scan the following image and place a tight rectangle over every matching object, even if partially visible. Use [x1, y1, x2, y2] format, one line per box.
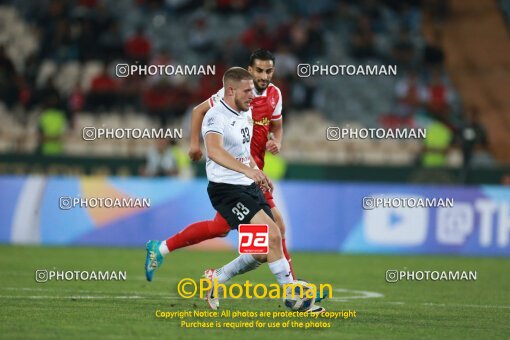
[208, 84, 282, 169]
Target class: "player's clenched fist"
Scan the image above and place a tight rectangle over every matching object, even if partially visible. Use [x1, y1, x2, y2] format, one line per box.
[261, 177, 274, 193]
[266, 140, 281, 155]
[244, 168, 269, 186]
[188, 144, 203, 161]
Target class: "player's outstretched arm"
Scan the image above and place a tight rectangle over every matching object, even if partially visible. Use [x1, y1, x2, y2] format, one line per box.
[205, 133, 269, 185]
[266, 119, 283, 155]
[188, 100, 211, 161]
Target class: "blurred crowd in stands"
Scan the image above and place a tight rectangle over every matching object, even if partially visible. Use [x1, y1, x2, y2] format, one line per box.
[0, 0, 495, 173]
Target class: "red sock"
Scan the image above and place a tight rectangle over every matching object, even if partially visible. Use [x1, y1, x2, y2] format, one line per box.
[166, 213, 230, 252]
[282, 238, 296, 279]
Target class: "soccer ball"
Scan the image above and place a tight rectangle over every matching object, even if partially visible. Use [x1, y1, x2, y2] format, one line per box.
[283, 280, 315, 311]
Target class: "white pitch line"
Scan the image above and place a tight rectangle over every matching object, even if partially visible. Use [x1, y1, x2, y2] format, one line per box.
[1, 287, 172, 296]
[0, 295, 182, 300]
[1, 286, 387, 302]
[0, 271, 179, 284]
[2, 292, 509, 310]
[123, 276, 179, 283]
[330, 288, 384, 301]
[422, 302, 510, 310]
[386, 301, 406, 305]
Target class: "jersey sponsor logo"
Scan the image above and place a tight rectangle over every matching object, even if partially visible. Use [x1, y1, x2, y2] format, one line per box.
[235, 156, 251, 163]
[207, 117, 215, 126]
[231, 121, 236, 126]
[238, 224, 269, 254]
[254, 117, 270, 126]
[270, 96, 276, 109]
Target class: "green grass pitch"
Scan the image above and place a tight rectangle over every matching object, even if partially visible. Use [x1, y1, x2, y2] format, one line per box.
[0, 245, 509, 339]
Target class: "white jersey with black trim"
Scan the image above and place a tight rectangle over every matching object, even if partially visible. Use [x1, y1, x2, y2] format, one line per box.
[201, 99, 254, 186]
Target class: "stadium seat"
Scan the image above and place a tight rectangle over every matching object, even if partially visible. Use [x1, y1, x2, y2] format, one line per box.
[36, 60, 58, 88]
[81, 61, 104, 92]
[55, 62, 82, 95]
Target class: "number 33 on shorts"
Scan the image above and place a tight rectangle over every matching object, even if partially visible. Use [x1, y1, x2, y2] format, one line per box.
[232, 202, 250, 221]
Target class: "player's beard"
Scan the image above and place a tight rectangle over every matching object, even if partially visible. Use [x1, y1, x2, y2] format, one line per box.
[254, 79, 269, 93]
[235, 97, 250, 111]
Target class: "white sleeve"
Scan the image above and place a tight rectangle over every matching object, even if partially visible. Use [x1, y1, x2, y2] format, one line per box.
[208, 88, 224, 108]
[271, 87, 282, 120]
[202, 111, 225, 138]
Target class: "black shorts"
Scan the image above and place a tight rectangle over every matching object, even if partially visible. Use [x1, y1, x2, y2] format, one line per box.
[207, 181, 274, 230]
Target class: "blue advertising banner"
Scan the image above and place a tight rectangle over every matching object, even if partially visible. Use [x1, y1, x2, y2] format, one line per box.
[0, 176, 509, 255]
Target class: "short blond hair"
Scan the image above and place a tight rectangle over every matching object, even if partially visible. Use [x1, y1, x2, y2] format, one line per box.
[223, 67, 253, 87]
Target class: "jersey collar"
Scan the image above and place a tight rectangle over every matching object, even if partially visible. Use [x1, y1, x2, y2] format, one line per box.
[253, 84, 269, 97]
[220, 99, 241, 116]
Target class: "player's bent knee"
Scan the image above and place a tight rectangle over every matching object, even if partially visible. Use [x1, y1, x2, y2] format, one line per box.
[250, 209, 282, 248]
[278, 223, 286, 238]
[267, 227, 282, 249]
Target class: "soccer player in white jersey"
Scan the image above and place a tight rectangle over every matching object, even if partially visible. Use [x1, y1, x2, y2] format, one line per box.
[144, 51, 328, 308]
[146, 50, 299, 281]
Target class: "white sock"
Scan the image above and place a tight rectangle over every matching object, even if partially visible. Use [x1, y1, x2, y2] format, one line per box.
[268, 258, 294, 285]
[215, 254, 261, 283]
[158, 241, 169, 256]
